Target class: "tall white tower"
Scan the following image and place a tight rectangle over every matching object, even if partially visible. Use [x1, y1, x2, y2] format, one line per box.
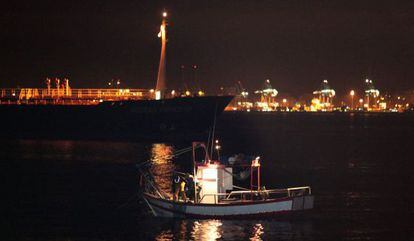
[155, 11, 168, 100]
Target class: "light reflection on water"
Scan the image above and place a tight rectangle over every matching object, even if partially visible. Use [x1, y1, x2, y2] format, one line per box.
[150, 143, 175, 197]
[191, 220, 223, 241]
[250, 223, 264, 241]
[153, 219, 312, 241]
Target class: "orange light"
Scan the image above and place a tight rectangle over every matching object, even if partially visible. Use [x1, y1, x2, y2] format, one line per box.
[252, 160, 260, 167]
[252, 157, 261, 167]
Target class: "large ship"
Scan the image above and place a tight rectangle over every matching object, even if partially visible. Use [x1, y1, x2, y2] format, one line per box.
[0, 95, 232, 141]
[0, 12, 233, 141]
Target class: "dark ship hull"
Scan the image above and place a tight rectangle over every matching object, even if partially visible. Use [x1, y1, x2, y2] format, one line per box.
[0, 96, 233, 141]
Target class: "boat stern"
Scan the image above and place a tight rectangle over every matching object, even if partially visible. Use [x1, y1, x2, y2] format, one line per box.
[292, 195, 314, 211]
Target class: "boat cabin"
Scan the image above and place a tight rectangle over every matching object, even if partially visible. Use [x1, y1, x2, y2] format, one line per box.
[195, 162, 233, 204]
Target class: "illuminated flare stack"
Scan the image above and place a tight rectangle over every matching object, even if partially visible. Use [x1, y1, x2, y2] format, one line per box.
[155, 11, 168, 100]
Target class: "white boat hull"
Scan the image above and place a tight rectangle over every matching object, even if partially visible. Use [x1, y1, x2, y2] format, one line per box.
[143, 193, 314, 218]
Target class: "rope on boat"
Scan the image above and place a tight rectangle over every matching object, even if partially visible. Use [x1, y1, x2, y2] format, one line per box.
[116, 193, 139, 209]
[223, 165, 251, 181]
[232, 185, 250, 191]
[136, 145, 204, 201]
[138, 167, 167, 198]
[209, 103, 218, 158]
[136, 146, 194, 168]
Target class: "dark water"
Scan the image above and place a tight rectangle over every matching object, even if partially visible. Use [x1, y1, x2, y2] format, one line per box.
[2, 112, 414, 240]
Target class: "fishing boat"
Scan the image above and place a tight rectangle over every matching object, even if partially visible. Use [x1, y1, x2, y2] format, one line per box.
[139, 142, 314, 218]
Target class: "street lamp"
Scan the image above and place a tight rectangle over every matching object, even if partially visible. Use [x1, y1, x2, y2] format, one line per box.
[350, 90, 355, 110]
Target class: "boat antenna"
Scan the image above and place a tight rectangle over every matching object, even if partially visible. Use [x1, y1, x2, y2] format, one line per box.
[209, 103, 218, 160]
[206, 127, 212, 157]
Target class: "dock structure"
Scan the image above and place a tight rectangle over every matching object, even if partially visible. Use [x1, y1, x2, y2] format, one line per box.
[364, 79, 380, 110]
[312, 80, 335, 111]
[254, 79, 278, 111]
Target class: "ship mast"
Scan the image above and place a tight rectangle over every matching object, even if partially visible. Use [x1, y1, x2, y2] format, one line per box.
[155, 11, 168, 100]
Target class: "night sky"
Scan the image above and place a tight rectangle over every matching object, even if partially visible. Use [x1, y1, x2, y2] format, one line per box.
[1, 0, 414, 97]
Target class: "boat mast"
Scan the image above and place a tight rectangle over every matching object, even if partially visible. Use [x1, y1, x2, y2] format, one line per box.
[155, 11, 168, 100]
[192, 143, 197, 203]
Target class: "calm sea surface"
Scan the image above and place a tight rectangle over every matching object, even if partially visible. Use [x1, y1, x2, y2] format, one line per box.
[2, 112, 414, 240]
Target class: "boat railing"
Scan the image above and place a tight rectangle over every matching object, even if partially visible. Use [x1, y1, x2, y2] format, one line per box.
[198, 186, 311, 204]
[226, 186, 311, 200]
[199, 193, 229, 204]
[286, 186, 312, 197]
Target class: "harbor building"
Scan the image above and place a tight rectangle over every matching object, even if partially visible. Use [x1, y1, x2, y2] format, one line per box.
[254, 79, 278, 111]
